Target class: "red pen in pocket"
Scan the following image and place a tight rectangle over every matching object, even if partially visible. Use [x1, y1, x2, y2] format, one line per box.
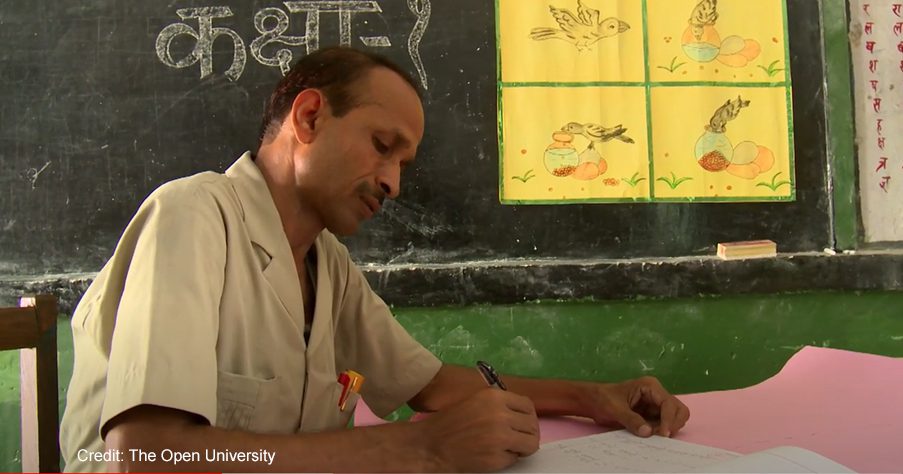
[337, 370, 365, 411]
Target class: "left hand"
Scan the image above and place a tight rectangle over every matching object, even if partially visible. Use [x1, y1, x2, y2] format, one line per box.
[579, 376, 690, 438]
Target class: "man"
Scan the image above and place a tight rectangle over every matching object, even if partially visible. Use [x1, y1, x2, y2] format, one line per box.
[60, 47, 689, 472]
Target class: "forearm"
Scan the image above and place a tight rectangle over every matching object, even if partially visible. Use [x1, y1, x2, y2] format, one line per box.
[105, 410, 434, 472]
[409, 366, 689, 440]
[410, 364, 592, 418]
[504, 375, 594, 417]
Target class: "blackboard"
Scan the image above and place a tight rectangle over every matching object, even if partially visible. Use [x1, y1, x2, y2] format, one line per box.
[0, 0, 830, 278]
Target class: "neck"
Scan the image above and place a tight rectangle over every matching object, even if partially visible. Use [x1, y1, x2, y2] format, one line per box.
[254, 143, 322, 256]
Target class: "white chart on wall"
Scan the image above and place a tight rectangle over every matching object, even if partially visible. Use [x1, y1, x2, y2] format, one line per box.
[850, 1, 903, 242]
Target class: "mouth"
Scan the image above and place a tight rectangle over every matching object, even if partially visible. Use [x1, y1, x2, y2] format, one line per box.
[360, 195, 382, 217]
[619, 21, 631, 33]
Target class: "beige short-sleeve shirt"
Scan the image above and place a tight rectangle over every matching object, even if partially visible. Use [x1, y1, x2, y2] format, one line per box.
[60, 152, 441, 472]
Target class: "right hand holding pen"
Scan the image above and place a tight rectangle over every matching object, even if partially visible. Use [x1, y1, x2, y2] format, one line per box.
[419, 388, 540, 472]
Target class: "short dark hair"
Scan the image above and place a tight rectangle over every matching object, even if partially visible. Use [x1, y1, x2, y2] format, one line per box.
[257, 46, 422, 146]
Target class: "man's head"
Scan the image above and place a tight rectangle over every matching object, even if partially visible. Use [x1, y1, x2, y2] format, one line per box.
[258, 47, 422, 145]
[256, 47, 425, 237]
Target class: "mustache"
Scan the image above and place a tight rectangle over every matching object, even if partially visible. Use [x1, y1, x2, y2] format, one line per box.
[355, 182, 386, 206]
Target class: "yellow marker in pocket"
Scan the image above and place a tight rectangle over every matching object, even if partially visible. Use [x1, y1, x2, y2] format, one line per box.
[337, 370, 364, 412]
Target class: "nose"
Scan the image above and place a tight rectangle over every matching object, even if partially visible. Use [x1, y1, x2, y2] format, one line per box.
[376, 162, 401, 200]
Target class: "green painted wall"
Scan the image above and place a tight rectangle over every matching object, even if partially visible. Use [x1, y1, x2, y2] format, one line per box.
[402, 291, 903, 389]
[4, 291, 900, 471]
[387, 290, 903, 420]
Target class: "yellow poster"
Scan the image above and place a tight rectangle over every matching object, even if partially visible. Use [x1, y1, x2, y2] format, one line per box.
[498, 0, 795, 203]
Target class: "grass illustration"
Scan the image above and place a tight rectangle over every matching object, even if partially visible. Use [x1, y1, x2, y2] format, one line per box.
[511, 169, 536, 183]
[621, 172, 647, 188]
[656, 172, 693, 189]
[657, 56, 687, 74]
[756, 172, 791, 191]
[758, 60, 785, 78]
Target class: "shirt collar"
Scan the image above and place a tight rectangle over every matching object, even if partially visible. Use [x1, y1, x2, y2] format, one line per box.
[225, 151, 288, 258]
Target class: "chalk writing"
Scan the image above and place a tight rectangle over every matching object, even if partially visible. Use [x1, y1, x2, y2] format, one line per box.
[25, 162, 52, 190]
[285, 1, 385, 51]
[361, 36, 392, 47]
[155, 7, 248, 81]
[250, 7, 307, 75]
[407, 0, 431, 90]
[156, 1, 432, 88]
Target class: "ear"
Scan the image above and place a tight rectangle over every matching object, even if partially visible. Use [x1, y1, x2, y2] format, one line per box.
[289, 89, 326, 145]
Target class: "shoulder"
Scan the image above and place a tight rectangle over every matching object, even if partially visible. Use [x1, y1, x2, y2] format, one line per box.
[147, 171, 231, 204]
[139, 171, 240, 216]
[123, 170, 244, 237]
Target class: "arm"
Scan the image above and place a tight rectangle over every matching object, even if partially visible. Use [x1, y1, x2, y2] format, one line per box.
[106, 392, 539, 473]
[409, 364, 690, 438]
[105, 405, 431, 472]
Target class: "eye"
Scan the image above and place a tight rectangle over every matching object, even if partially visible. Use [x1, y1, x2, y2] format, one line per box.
[372, 136, 389, 154]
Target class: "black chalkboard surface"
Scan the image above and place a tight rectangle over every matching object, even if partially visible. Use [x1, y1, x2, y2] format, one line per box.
[0, 0, 829, 277]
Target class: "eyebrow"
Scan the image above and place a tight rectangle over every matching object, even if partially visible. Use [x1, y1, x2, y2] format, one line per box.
[376, 127, 417, 160]
[363, 100, 419, 150]
[385, 128, 414, 149]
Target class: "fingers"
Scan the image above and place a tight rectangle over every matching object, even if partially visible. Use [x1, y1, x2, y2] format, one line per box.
[498, 392, 540, 455]
[423, 390, 540, 472]
[498, 389, 538, 416]
[634, 378, 690, 437]
[657, 397, 690, 437]
[506, 406, 540, 438]
[592, 377, 690, 439]
[609, 403, 654, 437]
[507, 427, 541, 457]
[481, 389, 541, 456]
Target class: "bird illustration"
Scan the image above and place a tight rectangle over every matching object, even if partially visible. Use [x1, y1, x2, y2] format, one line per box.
[562, 122, 635, 149]
[688, 0, 719, 40]
[705, 95, 750, 133]
[529, 0, 630, 51]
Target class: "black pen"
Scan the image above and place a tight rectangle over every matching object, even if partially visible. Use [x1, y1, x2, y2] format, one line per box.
[476, 360, 508, 390]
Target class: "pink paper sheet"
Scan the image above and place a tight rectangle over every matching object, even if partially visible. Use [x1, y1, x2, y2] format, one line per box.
[355, 347, 902, 472]
[533, 347, 903, 473]
[674, 346, 903, 473]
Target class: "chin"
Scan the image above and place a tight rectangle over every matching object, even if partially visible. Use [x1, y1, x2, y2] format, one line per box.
[325, 219, 361, 236]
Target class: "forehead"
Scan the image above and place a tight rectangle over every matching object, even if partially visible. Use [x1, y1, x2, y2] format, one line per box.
[351, 68, 425, 143]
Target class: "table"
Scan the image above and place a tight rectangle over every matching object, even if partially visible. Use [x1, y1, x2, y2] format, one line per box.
[355, 347, 903, 473]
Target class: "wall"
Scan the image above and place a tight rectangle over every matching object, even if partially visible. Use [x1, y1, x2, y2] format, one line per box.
[2, 0, 902, 310]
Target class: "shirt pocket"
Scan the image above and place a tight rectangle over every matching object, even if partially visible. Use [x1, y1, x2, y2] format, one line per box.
[215, 371, 280, 431]
[331, 383, 358, 429]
